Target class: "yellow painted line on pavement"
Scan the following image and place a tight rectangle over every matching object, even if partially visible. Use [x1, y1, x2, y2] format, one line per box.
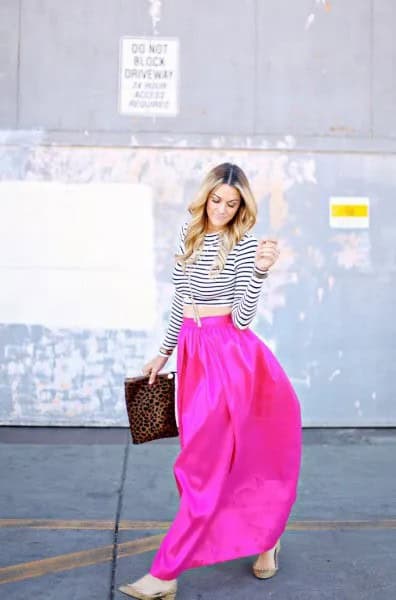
[1, 518, 396, 584]
[1, 518, 396, 531]
[288, 519, 396, 530]
[0, 534, 166, 585]
[0, 519, 170, 530]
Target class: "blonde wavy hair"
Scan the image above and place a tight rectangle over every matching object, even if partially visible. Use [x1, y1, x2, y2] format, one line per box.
[175, 162, 258, 278]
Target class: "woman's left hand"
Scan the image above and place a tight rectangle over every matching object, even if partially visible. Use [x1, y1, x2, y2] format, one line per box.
[254, 238, 280, 271]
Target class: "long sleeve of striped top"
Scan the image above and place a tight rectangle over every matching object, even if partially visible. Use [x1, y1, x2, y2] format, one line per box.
[231, 236, 268, 330]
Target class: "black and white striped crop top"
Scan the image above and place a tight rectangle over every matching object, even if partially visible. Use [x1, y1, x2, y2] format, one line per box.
[159, 221, 269, 355]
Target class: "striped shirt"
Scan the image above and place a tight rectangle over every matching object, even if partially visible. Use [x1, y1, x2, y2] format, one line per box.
[159, 221, 268, 354]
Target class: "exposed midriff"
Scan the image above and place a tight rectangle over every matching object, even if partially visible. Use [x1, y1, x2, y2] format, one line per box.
[183, 303, 232, 318]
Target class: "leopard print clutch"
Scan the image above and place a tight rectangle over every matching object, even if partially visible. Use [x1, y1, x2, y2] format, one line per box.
[124, 371, 179, 444]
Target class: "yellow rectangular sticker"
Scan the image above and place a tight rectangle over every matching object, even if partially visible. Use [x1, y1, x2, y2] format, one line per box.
[331, 204, 369, 218]
[330, 197, 369, 229]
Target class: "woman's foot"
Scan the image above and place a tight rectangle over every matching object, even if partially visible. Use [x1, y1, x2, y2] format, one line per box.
[255, 542, 278, 569]
[118, 573, 177, 599]
[252, 538, 281, 579]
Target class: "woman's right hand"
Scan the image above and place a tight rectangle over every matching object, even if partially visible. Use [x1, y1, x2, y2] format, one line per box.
[142, 354, 170, 385]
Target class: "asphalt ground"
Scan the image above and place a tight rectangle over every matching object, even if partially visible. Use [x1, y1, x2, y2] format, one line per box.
[0, 426, 395, 600]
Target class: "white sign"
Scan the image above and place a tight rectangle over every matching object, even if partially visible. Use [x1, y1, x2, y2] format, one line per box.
[329, 197, 370, 229]
[119, 36, 179, 116]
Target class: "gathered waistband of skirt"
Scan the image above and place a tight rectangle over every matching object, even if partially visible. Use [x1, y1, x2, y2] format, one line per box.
[181, 313, 233, 328]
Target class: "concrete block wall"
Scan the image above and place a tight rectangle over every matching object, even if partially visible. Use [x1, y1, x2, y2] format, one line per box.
[0, 1, 395, 425]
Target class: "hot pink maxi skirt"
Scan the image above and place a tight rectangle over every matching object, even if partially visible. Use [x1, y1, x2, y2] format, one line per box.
[149, 313, 302, 580]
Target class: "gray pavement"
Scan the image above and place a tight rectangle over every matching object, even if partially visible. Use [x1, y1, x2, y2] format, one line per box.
[0, 427, 395, 600]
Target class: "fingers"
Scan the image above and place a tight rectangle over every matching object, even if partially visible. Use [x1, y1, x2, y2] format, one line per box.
[142, 364, 158, 385]
[258, 239, 280, 257]
[260, 248, 280, 260]
[256, 238, 280, 270]
[258, 238, 278, 247]
[258, 247, 280, 261]
[148, 369, 157, 385]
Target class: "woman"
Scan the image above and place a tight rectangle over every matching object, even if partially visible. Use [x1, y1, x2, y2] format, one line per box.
[119, 162, 302, 599]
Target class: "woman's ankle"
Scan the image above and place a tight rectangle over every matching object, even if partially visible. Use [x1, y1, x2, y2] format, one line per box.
[149, 572, 176, 583]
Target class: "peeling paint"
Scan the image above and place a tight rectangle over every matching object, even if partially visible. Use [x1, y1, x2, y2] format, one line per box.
[269, 178, 289, 230]
[147, 0, 162, 35]
[0, 324, 147, 425]
[305, 13, 315, 30]
[306, 0, 331, 30]
[302, 159, 317, 183]
[0, 128, 45, 146]
[0, 143, 390, 427]
[290, 373, 311, 388]
[256, 239, 296, 324]
[328, 275, 335, 290]
[329, 369, 341, 382]
[211, 136, 226, 148]
[331, 232, 371, 270]
[276, 135, 296, 150]
[307, 245, 325, 268]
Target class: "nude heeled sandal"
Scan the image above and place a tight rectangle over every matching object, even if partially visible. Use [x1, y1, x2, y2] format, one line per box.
[118, 578, 177, 600]
[252, 538, 281, 579]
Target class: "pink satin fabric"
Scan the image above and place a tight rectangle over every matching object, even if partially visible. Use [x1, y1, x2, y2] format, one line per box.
[149, 314, 302, 580]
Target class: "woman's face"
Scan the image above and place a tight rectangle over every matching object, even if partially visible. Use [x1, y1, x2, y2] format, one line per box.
[205, 184, 242, 232]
